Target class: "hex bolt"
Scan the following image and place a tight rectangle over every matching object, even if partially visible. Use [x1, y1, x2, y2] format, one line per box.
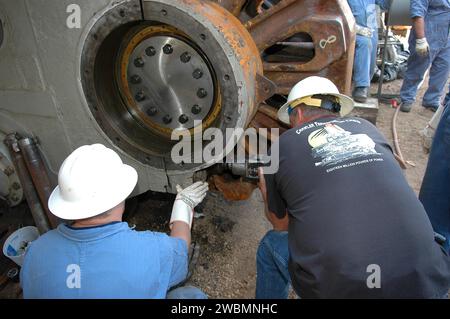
[130, 75, 141, 84]
[146, 107, 157, 116]
[197, 88, 207, 98]
[134, 57, 145, 67]
[193, 69, 203, 79]
[11, 182, 20, 190]
[3, 167, 14, 176]
[163, 44, 173, 54]
[191, 104, 202, 114]
[145, 46, 156, 56]
[178, 114, 189, 124]
[163, 115, 172, 124]
[180, 52, 191, 63]
[135, 91, 145, 101]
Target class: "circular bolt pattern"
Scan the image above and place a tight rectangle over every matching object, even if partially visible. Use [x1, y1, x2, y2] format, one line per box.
[191, 105, 202, 114]
[193, 69, 203, 79]
[145, 46, 156, 56]
[126, 35, 215, 130]
[146, 107, 157, 116]
[135, 91, 145, 101]
[134, 57, 145, 67]
[130, 75, 141, 84]
[197, 88, 207, 98]
[163, 115, 172, 124]
[180, 52, 191, 63]
[163, 44, 173, 54]
[178, 114, 189, 124]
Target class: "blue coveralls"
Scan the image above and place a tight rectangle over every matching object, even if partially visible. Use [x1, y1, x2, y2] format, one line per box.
[347, 0, 390, 88]
[400, 0, 450, 108]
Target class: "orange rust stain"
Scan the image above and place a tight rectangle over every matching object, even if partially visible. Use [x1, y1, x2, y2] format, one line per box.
[211, 175, 257, 201]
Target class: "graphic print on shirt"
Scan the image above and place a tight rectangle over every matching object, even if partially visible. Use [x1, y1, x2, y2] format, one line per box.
[308, 123, 381, 168]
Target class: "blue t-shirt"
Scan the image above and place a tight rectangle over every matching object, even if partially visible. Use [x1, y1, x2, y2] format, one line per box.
[20, 222, 188, 299]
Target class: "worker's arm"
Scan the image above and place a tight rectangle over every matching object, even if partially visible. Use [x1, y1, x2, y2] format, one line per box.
[169, 182, 209, 247]
[258, 168, 289, 231]
[410, 0, 430, 56]
[170, 221, 191, 248]
[412, 16, 426, 39]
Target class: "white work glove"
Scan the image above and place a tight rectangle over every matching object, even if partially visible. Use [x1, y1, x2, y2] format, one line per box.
[415, 38, 429, 57]
[170, 181, 209, 229]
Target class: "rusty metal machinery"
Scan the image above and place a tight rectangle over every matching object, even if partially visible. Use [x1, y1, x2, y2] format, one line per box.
[0, 0, 355, 201]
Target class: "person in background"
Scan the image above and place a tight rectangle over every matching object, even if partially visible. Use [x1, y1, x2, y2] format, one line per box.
[256, 76, 450, 298]
[20, 144, 208, 299]
[400, 0, 450, 112]
[419, 98, 450, 253]
[347, 0, 391, 103]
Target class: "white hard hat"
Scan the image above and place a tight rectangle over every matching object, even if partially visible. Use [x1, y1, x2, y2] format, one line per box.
[48, 144, 138, 220]
[277, 76, 354, 124]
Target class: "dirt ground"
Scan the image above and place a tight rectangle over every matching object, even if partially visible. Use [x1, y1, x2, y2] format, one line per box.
[128, 78, 440, 299]
[0, 77, 443, 299]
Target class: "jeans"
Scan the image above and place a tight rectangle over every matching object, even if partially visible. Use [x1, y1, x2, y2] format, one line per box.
[166, 286, 208, 299]
[353, 33, 378, 88]
[255, 230, 291, 299]
[444, 84, 450, 106]
[419, 102, 450, 253]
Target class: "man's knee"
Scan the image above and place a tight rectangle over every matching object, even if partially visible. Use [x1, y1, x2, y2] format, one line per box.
[257, 230, 288, 264]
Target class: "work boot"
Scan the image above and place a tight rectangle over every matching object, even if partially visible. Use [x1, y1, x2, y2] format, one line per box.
[352, 87, 368, 103]
[422, 104, 438, 112]
[400, 102, 413, 113]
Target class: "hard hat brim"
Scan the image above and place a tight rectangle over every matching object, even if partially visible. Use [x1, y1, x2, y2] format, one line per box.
[48, 164, 138, 220]
[277, 93, 355, 125]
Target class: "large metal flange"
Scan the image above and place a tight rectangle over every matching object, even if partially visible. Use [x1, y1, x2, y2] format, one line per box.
[141, 0, 264, 170]
[80, 0, 263, 172]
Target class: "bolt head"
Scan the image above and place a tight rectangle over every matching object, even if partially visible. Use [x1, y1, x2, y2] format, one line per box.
[146, 107, 157, 116]
[145, 46, 156, 56]
[180, 52, 191, 63]
[163, 115, 172, 124]
[178, 114, 189, 124]
[130, 75, 141, 84]
[193, 69, 203, 79]
[163, 44, 173, 54]
[191, 104, 202, 114]
[135, 91, 145, 101]
[197, 88, 207, 99]
[134, 57, 145, 67]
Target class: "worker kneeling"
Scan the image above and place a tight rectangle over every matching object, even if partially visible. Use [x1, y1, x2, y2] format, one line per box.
[256, 76, 450, 299]
[20, 144, 208, 299]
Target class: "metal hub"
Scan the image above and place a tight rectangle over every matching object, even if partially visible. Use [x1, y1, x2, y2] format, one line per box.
[125, 35, 215, 130]
[81, 0, 263, 169]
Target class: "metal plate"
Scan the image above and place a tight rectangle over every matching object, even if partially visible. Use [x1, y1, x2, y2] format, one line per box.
[127, 35, 214, 130]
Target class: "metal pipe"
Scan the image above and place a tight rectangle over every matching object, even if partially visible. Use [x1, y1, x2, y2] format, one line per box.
[377, 0, 394, 99]
[4, 134, 51, 234]
[276, 41, 315, 49]
[19, 138, 59, 228]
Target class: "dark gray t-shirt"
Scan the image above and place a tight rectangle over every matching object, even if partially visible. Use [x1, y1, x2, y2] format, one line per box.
[265, 116, 450, 298]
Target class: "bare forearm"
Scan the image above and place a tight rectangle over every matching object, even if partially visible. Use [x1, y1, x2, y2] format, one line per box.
[170, 221, 191, 247]
[413, 17, 425, 39]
